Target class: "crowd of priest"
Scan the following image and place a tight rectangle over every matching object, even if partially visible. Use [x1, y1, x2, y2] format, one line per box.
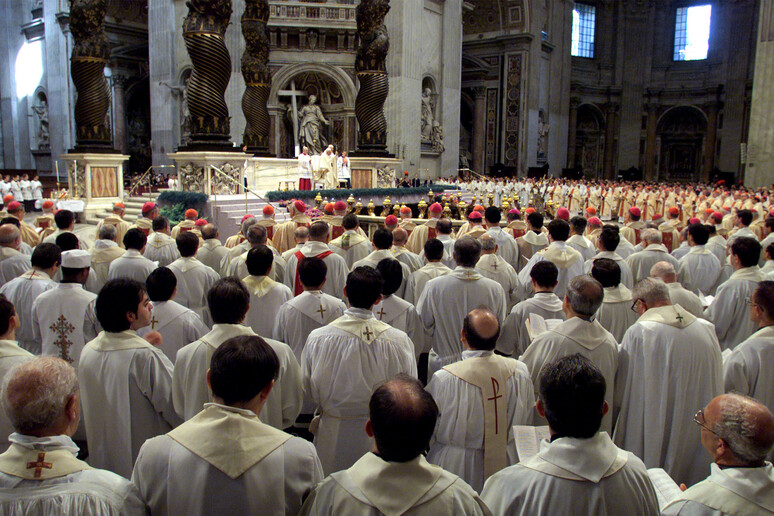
[0, 176, 769, 514]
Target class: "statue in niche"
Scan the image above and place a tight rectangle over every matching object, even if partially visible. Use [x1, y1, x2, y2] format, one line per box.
[431, 122, 445, 153]
[297, 95, 329, 155]
[421, 88, 435, 142]
[31, 96, 49, 149]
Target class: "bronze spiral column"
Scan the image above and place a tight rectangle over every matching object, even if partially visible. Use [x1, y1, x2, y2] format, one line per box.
[181, 0, 233, 149]
[70, 0, 113, 152]
[240, 0, 272, 156]
[353, 0, 392, 157]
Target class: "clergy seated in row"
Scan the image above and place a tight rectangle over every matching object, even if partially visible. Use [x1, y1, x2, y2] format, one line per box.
[591, 258, 637, 343]
[679, 222, 722, 296]
[243, 245, 292, 337]
[390, 228, 422, 273]
[0, 243, 59, 354]
[109, 228, 157, 284]
[651, 261, 704, 318]
[497, 261, 564, 357]
[328, 214, 370, 269]
[417, 237, 506, 376]
[0, 225, 30, 286]
[352, 228, 411, 299]
[583, 225, 634, 289]
[32, 250, 98, 369]
[484, 207, 520, 271]
[417, 219, 455, 270]
[372, 259, 423, 356]
[133, 335, 323, 516]
[481, 355, 659, 516]
[517, 219, 585, 301]
[567, 216, 596, 262]
[143, 216, 180, 268]
[521, 275, 618, 433]
[515, 211, 549, 271]
[90, 224, 124, 294]
[282, 226, 309, 262]
[197, 223, 228, 276]
[427, 308, 534, 492]
[225, 224, 286, 283]
[42, 209, 88, 251]
[0, 296, 33, 454]
[95, 202, 131, 249]
[168, 232, 219, 326]
[477, 235, 519, 309]
[663, 394, 774, 515]
[300, 375, 489, 515]
[174, 277, 301, 429]
[0, 357, 145, 515]
[302, 267, 416, 474]
[137, 267, 208, 363]
[705, 237, 766, 350]
[78, 279, 180, 478]
[404, 238, 451, 306]
[614, 277, 723, 487]
[285, 221, 348, 299]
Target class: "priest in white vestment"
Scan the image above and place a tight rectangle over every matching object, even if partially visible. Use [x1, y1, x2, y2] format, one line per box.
[663, 394, 774, 516]
[481, 354, 659, 516]
[520, 275, 619, 433]
[0, 298, 33, 452]
[78, 279, 182, 478]
[678, 223, 722, 295]
[614, 278, 722, 487]
[497, 261, 565, 357]
[32, 250, 98, 368]
[583, 226, 634, 288]
[351, 228, 411, 298]
[0, 357, 145, 515]
[281, 225, 309, 262]
[0, 225, 30, 286]
[705, 236, 766, 350]
[0, 243, 59, 354]
[223, 224, 287, 284]
[243, 245, 293, 337]
[476, 236, 519, 309]
[483, 207, 520, 269]
[416, 237, 506, 375]
[299, 376, 489, 515]
[89, 225, 125, 293]
[301, 267, 417, 474]
[429, 218, 458, 269]
[132, 335, 323, 516]
[196, 224, 229, 276]
[41, 210, 89, 250]
[108, 229, 157, 283]
[403, 239, 451, 305]
[143, 217, 180, 267]
[517, 219, 585, 300]
[329, 213, 371, 268]
[390, 228, 423, 273]
[284, 221, 348, 299]
[173, 277, 302, 429]
[626, 228, 690, 286]
[515, 211, 549, 270]
[95, 202, 131, 249]
[590, 258, 638, 342]
[651, 261, 705, 317]
[371, 259, 423, 355]
[427, 308, 534, 492]
[137, 267, 208, 363]
[567, 216, 596, 262]
[166, 232, 219, 326]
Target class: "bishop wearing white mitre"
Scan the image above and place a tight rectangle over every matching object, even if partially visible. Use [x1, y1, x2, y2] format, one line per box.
[302, 267, 416, 474]
[614, 278, 722, 487]
[166, 232, 219, 327]
[173, 277, 302, 429]
[78, 279, 181, 478]
[427, 308, 534, 492]
[132, 335, 323, 516]
[0, 357, 145, 515]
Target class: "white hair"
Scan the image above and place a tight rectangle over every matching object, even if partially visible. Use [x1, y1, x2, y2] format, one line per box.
[566, 275, 604, 317]
[98, 224, 117, 241]
[641, 228, 662, 245]
[632, 277, 671, 305]
[480, 236, 497, 252]
[241, 216, 257, 235]
[714, 394, 774, 464]
[2, 357, 78, 435]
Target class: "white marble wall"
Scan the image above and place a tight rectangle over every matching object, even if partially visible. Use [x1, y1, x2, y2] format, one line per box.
[746, 0, 774, 187]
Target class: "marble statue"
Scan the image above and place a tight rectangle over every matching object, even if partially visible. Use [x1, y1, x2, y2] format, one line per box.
[31, 97, 49, 149]
[421, 88, 435, 142]
[297, 95, 329, 155]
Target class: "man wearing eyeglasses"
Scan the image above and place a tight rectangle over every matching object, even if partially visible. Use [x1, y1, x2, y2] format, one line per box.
[614, 277, 723, 487]
[662, 394, 774, 515]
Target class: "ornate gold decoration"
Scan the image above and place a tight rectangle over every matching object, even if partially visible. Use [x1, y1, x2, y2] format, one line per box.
[418, 198, 427, 218]
[367, 200, 375, 215]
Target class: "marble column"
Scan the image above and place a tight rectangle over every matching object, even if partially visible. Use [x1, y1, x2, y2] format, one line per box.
[702, 101, 719, 182]
[603, 103, 619, 179]
[472, 86, 486, 174]
[644, 103, 659, 181]
[567, 98, 579, 168]
[112, 74, 129, 154]
[745, 0, 774, 186]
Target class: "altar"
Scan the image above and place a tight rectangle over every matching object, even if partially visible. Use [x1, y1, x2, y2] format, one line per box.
[60, 153, 129, 214]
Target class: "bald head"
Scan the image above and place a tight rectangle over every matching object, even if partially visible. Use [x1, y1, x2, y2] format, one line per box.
[462, 308, 500, 350]
[704, 394, 774, 466]
[294, 226, 310, 244]
[650, 261, 677, 283]
[392, 228, 408, 246]
[201, 223, 218, 240]
[0, 225, 20, 249]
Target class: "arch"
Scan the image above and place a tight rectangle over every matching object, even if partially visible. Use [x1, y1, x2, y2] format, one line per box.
[269, 62, 357, 107]
[575, 103, 606, 178]
[656, 105, 707, 182]
[656, 105, 708, 134]
[577, 103, 605, 130]
[462, 55, 490, 76]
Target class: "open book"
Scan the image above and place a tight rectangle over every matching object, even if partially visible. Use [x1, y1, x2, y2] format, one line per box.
[698, 292, 715, 309]
[513, 425, 551, 462]
[525, 313, 563, 340]
[647, 468, 683, 511]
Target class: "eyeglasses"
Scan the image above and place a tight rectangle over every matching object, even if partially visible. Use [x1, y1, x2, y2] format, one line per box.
[693, 409, 717, 435]
[631, 298, 642, 313]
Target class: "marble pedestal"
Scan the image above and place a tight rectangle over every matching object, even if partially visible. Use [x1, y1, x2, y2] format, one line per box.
[61, 153, 128, 215]
[168, 151, 252, 195]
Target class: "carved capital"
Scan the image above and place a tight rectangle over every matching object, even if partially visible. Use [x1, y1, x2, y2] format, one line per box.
[473, 86, 487, 99]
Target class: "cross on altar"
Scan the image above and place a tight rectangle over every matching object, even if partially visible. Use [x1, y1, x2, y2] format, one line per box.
[150, 316, 159, 330]
[27, 452, 52, 478]
[487, 377, 503, 434]
[50, 315, 75, 364]
[316, 305, 327, 319]
[363, 327, 374, 341]
[377, 307, 386, 320]
[278, 79, 307, 155]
